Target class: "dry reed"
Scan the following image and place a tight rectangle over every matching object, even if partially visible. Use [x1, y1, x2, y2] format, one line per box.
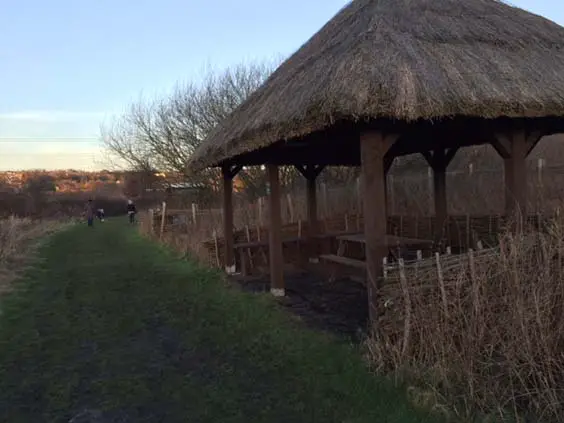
[0, 217, 66, 295]
[368, 214, 564, 422]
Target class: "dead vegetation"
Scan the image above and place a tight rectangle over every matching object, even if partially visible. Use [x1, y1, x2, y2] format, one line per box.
[0, 217, 67, 295]
[368, 215, 564, 422]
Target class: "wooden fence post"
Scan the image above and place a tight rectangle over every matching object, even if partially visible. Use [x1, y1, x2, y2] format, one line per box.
[399, 258, 411, 357]
[159, 201, 167, 240]
[213, 230, 220, 268]
[537, 157, 545, 212]
[258, 197, 264, 227]
[435, 252, 449, 319]
[148, 209, 154, 235]
[191, 203, 198, 225]
[469, 248, 479, 317]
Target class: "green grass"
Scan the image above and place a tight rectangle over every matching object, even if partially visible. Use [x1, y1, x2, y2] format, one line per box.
[0, 219, 440, 423]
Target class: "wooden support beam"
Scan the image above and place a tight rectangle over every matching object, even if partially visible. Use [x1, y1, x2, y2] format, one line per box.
[306, 175, 319, 263]
[433, 167, 447, 243]
[383, 156, 396, 217]
[493, 130, 541, 220]
[507, 131, 528, 220]
[421, 147, 459, 171]
[267, 164, 284, 296]
[504, 157, 514, 216]
[295, 164, 324, 262]
[221, 166, 236, 274]
[360, 131, 398, 327]
[222, 164, 243, 179]
[421, 147, 458, 245]
[295, 164, 325, 180]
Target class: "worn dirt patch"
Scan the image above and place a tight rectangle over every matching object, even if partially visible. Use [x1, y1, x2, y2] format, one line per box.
[230, 271, 368, 342]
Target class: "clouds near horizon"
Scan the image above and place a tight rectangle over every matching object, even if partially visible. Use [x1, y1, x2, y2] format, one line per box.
[0, 109, 108, 170]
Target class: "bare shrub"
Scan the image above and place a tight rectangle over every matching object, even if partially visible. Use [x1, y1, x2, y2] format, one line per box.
[367, 214, 564, 422]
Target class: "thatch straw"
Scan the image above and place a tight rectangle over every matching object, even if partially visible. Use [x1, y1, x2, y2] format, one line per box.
[190, 0, 564, 170]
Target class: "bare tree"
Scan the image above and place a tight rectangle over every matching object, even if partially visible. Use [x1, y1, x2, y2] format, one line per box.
[101, 60, 280, 191]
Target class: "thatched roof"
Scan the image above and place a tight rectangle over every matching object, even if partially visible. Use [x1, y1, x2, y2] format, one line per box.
[190, 0, 564, 169]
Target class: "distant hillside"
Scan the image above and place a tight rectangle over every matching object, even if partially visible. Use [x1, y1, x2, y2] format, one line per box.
[0, 170, 129, 194]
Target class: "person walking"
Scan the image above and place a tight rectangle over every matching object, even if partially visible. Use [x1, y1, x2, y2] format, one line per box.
[127, 200, 137, 224]
[85, 199, 95, 227]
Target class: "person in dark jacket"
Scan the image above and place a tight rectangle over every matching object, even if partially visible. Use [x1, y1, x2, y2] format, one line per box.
[127, 200, 137, 223]
[85, 199, 95, 227]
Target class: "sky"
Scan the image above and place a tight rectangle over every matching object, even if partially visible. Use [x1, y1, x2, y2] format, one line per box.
[0, 0, 562, 171]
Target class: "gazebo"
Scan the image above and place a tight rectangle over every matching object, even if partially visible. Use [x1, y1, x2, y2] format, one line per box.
[189, 0, 564, 323]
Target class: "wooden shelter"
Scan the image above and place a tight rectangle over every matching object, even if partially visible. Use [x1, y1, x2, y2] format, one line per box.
[189, 0, 564, 323]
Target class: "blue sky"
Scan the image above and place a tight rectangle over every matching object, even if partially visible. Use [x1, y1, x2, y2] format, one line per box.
[0, 0, 562, 171]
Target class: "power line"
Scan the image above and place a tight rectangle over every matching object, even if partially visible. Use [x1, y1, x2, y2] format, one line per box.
[0, 137, 100, 142]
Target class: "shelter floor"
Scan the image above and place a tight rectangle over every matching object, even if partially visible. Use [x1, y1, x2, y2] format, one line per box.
[230, 271, 369, 342]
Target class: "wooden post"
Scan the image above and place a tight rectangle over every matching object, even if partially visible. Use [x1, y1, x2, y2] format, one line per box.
[434, 167, 447, 233]
[492, 129, 541, 225]
[159, 201, 167, 240]
[504, 157, 515, 216]
[191, 203, 198, 226]
[258, 197, 264, 227]
[361, 131, 398, 326]
[537, 158, 545, 212]
[213, 230, 220, 268]
[223, 168, 235, 274]
[435, 252, 449, 319]
[296, 165, 324, 264]
[512, 137, 528, 219]
[222, 165, 241, 274]
[307, 176, 319, 262]
[148, 209, 154, 235]
[286, 193, 295, 223]
[422, 147, 458, 246]
[398, 258, 410, 357]
[268, 164, 284, 297]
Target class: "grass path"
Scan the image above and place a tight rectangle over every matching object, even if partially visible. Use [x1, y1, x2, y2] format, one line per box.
[0, 220, 439, 423]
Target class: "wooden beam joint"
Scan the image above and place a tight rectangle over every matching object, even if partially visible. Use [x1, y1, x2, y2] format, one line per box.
[295, 164, 325, 181]
[222, 164, 243, 180]
[421, 147, 458, 171]
[493, 129, 543, 159]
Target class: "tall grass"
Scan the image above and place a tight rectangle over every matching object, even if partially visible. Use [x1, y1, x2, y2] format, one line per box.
[0, 217, 65, 294]
[368, 215, 564, 422]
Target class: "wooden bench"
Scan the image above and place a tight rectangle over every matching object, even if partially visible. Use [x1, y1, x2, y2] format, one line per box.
[319, 233, 433, 281]
[319, 254, 366, 269]
[234, 236, 304, 276]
